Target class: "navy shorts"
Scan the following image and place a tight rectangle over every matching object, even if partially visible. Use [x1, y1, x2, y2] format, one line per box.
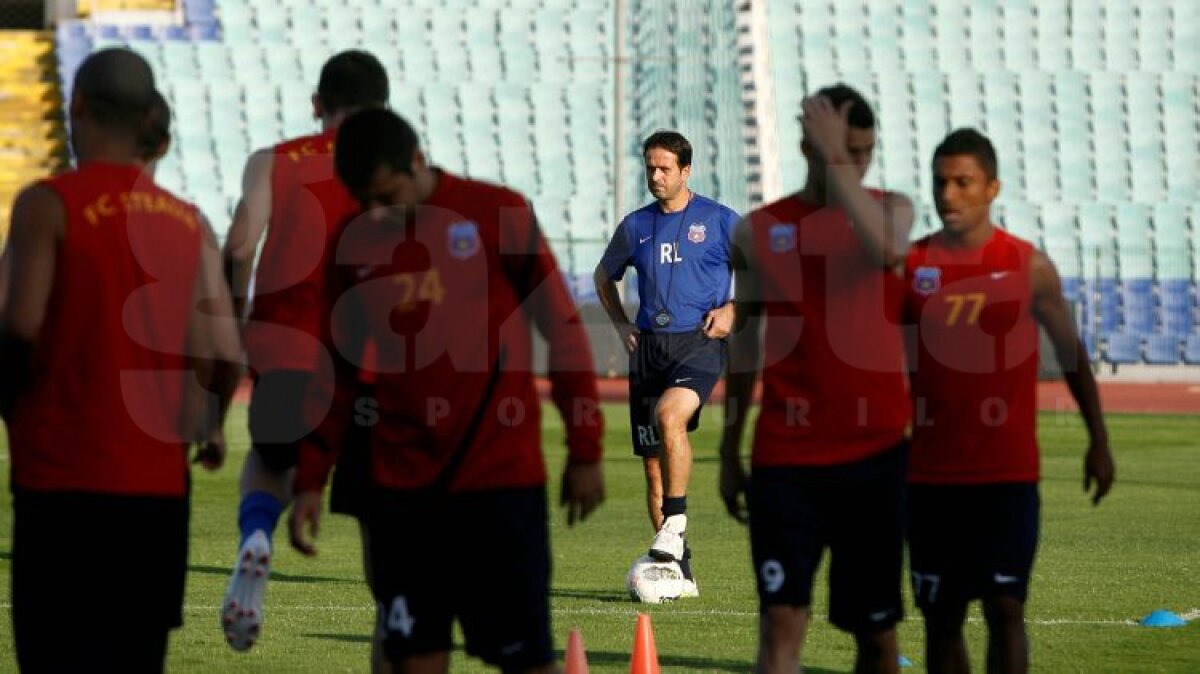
[248, 369, 312, 473]
[907, 482, 1040, 609]
[748, 441, 907, 633]
[12, 489, 189, 673]
[628, 329, 725, 457]
[329, 384, 376, 519]
[367, 486, 553, 669]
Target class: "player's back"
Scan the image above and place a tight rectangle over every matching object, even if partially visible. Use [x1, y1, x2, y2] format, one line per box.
[745, 192, 910, 467]
[244, 129, 359, 374]
[8, 162, 204, 497]
[904, 227, 1040, 484]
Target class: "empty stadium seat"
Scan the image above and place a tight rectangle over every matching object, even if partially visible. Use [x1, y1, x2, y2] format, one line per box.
[1145, 335, 1182, 364]
[1104, 333, 1142, 364]
[1186, 335, 1200, 365]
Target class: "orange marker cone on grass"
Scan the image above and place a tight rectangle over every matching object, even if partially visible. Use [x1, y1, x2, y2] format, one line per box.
[629, 613, 660, 674]
[565, 628, 590, 674]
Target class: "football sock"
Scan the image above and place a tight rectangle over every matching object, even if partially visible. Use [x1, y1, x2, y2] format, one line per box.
[662, 496, 687, 520]
[238, 491, 283, 548]
[679, 543, 694, 580]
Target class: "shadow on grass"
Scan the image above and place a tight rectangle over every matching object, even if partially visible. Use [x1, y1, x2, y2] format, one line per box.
[303, 632, 372, 644]
[0, 550, 10, 561]
[551, 587, 631, 603]
[187, 564, 352, 584]
[301, 636, 814, 673]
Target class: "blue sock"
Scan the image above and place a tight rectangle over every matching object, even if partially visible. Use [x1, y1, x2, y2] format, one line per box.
[238, 491, 284, 548]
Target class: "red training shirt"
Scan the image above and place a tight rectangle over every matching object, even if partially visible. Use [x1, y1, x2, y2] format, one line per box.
[745, 191, 911, 467]
[904, 227, 1040, 484]
[243, 129, 359, 374]
[8, 162, 203, 497]
[295, 170, 603, 493]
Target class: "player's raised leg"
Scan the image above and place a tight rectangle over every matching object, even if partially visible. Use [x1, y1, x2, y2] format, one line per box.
[220, 50, 390, 651]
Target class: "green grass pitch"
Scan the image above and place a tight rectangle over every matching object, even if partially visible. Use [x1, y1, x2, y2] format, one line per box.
[1, 404, 1197, 672]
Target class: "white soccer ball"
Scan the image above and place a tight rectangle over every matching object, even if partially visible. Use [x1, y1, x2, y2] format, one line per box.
[626, 554, 685, 604]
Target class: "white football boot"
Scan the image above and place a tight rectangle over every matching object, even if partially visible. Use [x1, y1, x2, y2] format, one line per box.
[648, 514, 687, 562]
[221, 529, 271, 651]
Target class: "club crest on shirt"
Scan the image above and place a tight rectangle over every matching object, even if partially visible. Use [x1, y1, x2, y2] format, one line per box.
[913, 266, 942, 295]
[769, 223, 796, 253]
[687, 222, 707, 244]
[447, 221, 481, 260]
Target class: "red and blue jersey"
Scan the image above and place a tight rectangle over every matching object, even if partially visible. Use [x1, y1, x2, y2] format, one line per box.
[904, 227, 1040, 484]
[745, 192, 911, 467]
[296, 170, 603, 493]
[599, 194, 739, 333]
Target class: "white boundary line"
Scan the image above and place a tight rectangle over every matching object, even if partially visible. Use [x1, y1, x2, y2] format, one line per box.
[0, 604, 1186, 626]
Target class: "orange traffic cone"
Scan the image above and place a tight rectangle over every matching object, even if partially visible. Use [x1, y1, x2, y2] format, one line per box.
[629, 613, 660, 674]
[565, 628, 590, 674]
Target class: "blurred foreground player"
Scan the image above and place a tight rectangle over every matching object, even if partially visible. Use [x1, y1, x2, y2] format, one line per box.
[0, 49, 240, 672]
[904, 128, 1115, 674]
[289, 108, 605, 673]
[719, 85, 914, 674]
[218, 50, 388, 651]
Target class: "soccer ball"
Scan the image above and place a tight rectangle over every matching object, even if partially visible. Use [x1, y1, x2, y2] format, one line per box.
[626, 554, 685, 603]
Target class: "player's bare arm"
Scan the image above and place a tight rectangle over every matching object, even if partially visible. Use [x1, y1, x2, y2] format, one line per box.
[184, 216, 243, 470]
[0, 185, 63, 413]
[289, 269, 369, 557]
[1030, 250, 1114, 505]
[594, 261, 639, 352]
[801, 95, 913, 267]
[719, 220, 762, 524]
[222, 149, 274, 320]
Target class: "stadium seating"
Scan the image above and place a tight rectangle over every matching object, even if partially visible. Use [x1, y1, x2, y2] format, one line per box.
[761, 0, 1199, 365]
[43, 0, 1200, 365]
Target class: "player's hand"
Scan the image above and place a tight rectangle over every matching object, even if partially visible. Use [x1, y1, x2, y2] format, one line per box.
[1084, 443, 1115, 506]
[561, 462, 605, 526]
[800, 95, 852, 165]
[719, 448, 748, 524]
[289, 490, 323, 556]
[703, 302, 735, 340]
[192, 426, 226, 471]
[618, 322, 640, 353]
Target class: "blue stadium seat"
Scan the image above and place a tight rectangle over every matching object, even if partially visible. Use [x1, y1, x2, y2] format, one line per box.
[1146, 336, 1182, 365]
[1163, 303, 1195, 337]
[1186, 335, 1200, 365]
[1103, 333, 1142, 364]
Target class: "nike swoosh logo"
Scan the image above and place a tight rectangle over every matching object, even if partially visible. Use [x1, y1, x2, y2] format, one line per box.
[994, 573, 1020, 584]
[991, 271, 1010, 280]
[640, 236, 653, 244]
[869, 610, 893, 622]
[675, 378, 692, 384]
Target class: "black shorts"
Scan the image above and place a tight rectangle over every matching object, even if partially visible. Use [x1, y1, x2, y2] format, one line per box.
[748, 441, 907, 633]
[248, 369, 313, 472]
[12, 489, 189, 673]
[628, 329, 725, 457]
[367, 487, 553, 669]
[908, 482, 1040, 609]
[329, 384, 376, 519]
